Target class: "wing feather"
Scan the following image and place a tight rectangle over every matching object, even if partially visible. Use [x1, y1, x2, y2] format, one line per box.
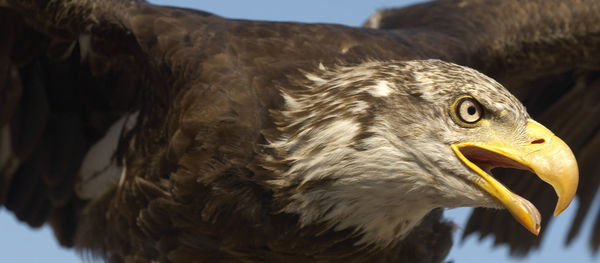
[0, 3, 144, 246]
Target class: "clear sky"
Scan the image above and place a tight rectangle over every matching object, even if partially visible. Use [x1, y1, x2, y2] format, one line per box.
[1, 1, 597, 262]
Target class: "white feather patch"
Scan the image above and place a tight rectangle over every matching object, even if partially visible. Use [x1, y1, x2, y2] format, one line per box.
[75, 111, 139, 199]
[366, 80, 394, 97]
[304, 73, 326, 84]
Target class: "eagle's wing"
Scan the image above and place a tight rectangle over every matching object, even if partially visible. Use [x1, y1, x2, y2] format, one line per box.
[0, 6, 139, 245]
[0, 0, 223, 246]
[365, 0, 600, 255]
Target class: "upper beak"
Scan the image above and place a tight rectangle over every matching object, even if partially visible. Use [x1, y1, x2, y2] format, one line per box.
[451, 119, 578, 235]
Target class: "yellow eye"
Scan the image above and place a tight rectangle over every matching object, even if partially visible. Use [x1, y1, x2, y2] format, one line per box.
[452, 96, 483, 125]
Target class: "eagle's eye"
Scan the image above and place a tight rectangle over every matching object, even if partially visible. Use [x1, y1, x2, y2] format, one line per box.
[451, 96, 483, 126]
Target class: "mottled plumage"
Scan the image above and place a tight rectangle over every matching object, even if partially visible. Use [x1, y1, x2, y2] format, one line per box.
[365, 0, 600, 255]
[264, 60, 530, 246]
[0, 0, 597, 262]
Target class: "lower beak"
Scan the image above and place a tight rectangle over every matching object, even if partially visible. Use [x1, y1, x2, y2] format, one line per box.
[451, 120, 578, 235]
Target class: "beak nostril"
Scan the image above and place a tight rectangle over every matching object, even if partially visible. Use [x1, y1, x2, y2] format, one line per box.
[531, 139, 545, 144]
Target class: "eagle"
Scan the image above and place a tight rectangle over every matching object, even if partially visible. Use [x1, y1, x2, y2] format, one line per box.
[0, 0, 596, 262]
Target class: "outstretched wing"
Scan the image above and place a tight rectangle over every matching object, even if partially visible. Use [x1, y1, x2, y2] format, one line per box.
[0, 7, 137, 246]
[0, 1, 219, 246]
[364, 0, 600, 255]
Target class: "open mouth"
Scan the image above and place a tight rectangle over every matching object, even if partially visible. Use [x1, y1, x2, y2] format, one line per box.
[457, 145, 542, 232]
[450, 120, 578, 235]
[459, 145, 531, 172]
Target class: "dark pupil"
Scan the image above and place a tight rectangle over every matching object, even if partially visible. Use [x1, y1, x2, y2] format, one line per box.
[467, 105, 476, 115]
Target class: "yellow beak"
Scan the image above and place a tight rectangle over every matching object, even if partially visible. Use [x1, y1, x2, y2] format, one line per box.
[451, 120, 578, 235]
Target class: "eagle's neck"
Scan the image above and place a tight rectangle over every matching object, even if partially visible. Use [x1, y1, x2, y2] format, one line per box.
[262, 62, 446, 247]
[267, 119, 443, 246]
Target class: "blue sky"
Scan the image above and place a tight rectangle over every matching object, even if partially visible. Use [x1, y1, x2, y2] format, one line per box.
[1, 1, 597, 262]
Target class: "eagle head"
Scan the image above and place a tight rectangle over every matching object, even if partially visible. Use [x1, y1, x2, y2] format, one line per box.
[264, 59, 578, 247]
